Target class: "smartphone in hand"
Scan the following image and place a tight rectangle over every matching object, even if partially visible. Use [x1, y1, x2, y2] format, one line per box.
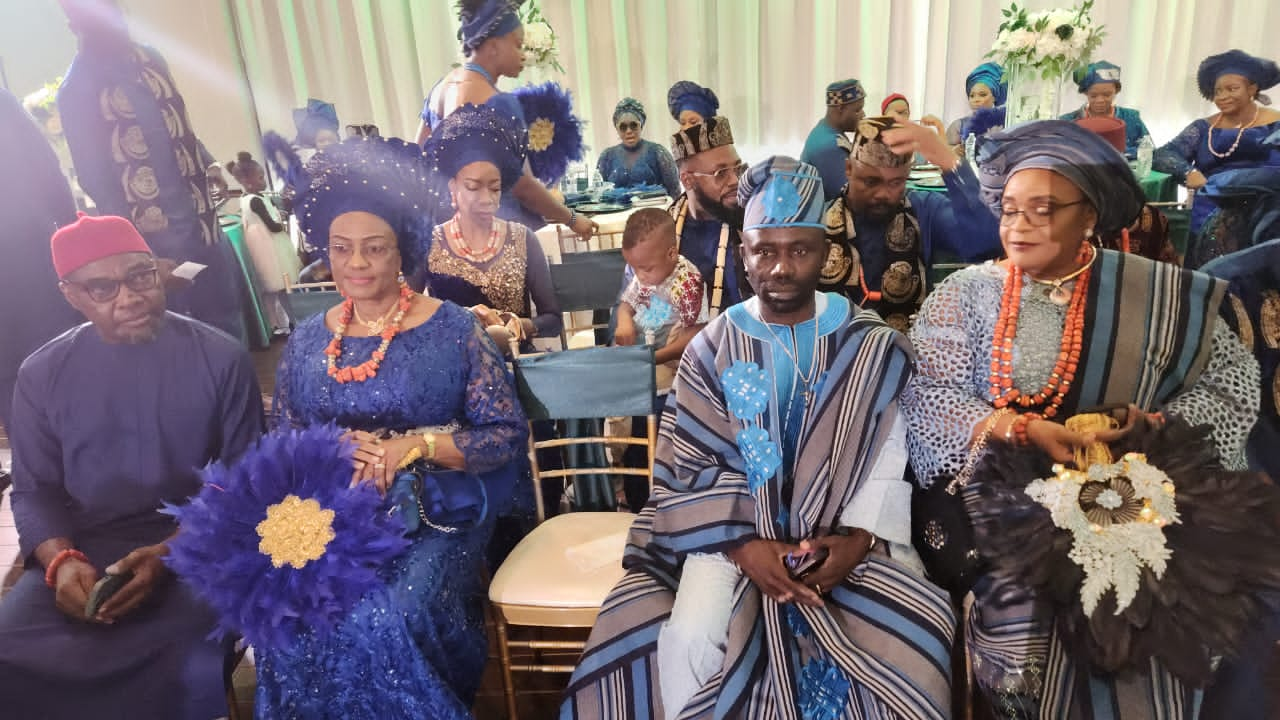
[783, 546, 829, 581]
[84, 571, 134, 620]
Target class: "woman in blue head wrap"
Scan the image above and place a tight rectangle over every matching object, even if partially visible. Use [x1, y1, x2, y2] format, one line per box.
[420, 103, 561, 355]
[1153, 49, 1280, 241]
[945, 62, 1007, 146]
[596, 97, 681, 197]
[903, 120, 1260, 719]
[1059, 61, 1151, 158]
[255, 133, 530, 719]
[417, 0, 597, 240]
[667, 80, 720, 129]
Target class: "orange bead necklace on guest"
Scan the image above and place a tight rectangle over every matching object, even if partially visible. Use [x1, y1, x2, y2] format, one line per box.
[988, 243, 1095, 419]
[325, 281, 414, 383]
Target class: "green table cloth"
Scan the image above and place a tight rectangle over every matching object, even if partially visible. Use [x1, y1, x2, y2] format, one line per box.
[221, 216, 272, 350]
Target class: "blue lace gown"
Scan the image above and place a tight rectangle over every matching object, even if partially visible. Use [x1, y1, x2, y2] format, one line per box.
[256, 301, 528, 719]
[596, 140, 681, 197]
[1153, 118, 1280, 232]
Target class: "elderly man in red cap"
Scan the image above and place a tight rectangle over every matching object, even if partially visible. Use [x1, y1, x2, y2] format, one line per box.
[0, 214, 264, 719]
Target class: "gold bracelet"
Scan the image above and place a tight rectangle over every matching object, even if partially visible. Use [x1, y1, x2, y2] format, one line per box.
[397, 446, 422, 470]
[948, 409, 1012, 494]
[424, 433, 437, 461]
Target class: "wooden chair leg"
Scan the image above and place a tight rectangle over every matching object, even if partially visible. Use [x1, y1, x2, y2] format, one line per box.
[494, 608, 519, 720]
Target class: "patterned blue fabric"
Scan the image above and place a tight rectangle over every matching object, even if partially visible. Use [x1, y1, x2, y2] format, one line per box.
[1196, 49, 1280, 100]
[295, 136, 437, 274]
[596, 140, 680, 197]
[1074, 60, 1122, 93]
[421, 87, 544, 230]
[976, 120, 1144, 234]
[612, 97, 646, 126]
[966, 62, 1008, 105]
[425, 102, 527, 191]
[457, 0, 521, 54]
[1153, 118, 1280, 232]
[260, 301, 528, 718]
[740, 156, 826, 231]
[667, 80, 719, 121]
[824, 78, 865, 107]
[1059, 106, 1151, 158]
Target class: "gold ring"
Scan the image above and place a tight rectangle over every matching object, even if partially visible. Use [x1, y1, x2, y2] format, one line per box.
[374, 462, 385, 468]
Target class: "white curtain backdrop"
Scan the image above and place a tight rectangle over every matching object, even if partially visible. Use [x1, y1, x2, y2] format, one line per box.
[216, 0, 1280, 167]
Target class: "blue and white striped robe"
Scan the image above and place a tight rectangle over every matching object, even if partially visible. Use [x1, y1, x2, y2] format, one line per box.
[562, 293, 956, 719]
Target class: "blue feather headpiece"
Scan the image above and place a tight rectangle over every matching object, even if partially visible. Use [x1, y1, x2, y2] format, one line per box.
[164, 424, 410, 652]
[511, 82, 586, 185]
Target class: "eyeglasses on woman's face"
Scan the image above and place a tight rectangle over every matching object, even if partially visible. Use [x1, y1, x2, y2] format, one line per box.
[617, 121, 641, 133]
[998, 199, 1087, 228]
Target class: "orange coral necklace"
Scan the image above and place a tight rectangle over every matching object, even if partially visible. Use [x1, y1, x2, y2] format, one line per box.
[989, 244, 1094, 419]
[325, 281, 414, 384]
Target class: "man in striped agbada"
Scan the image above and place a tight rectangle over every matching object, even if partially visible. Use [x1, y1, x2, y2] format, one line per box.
[561, 157, 955, 720]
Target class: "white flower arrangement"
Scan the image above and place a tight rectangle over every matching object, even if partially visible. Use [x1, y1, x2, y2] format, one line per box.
[1025, 452, 1180, 616]
[989, 1, 1105, 81]
[519, 2, 564, 74]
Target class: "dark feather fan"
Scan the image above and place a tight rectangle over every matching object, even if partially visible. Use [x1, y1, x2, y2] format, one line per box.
[973, 417, 1280, 687]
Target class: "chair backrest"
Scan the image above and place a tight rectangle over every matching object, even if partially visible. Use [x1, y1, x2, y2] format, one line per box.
[513, 345, 658, 521]
[548, 249, 626, 347]
[282, 279, 341, 325]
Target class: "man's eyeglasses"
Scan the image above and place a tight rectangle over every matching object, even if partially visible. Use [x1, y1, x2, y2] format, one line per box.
[62, 265, 160, 302]
[617, 121, 641, 132]
[999, 199, 1087, 228]
[688, 161, 748, 184]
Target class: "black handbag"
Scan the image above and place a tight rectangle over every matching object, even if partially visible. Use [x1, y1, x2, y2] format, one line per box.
[910, 469, 984, 600]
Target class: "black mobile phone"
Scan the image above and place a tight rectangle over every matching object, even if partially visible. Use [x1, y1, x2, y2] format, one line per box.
[84, 571, 134, 619]
[784, 546, 830, 581]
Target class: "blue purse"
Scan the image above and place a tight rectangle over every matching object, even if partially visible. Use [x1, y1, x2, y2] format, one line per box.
[386, 463, 489, 535]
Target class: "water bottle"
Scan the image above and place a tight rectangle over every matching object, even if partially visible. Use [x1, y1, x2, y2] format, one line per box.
[1135, 136, 1154, 178]
[964, 133, 977, 164]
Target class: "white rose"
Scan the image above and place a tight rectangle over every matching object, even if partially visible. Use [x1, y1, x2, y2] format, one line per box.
[1010, 28, 1038, 52]
[523, 22, 553, 52]
[1035, 34, 1069, 60]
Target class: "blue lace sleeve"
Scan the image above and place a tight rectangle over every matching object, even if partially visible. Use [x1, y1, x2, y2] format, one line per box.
[596, 147, 616, 182]
[269, 328, 304, 432]
[1153, 120, 1203, 183]
[453, 318, 530, 474]
[654, 143, 681, 198]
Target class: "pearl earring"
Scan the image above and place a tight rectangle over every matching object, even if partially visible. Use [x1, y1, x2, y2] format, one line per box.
[1084, 227, 1094, 238]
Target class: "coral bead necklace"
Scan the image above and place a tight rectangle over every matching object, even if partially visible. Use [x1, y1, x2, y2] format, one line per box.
[325, 281, 414, 383]
[988, 244, 1094, 419]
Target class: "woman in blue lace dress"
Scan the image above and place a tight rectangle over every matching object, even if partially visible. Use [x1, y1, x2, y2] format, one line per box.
[1154, 49, 1280, 238]
[256, 136, 528, 718]
[415, 0, 595, 240]
[596, 98, 680, 197]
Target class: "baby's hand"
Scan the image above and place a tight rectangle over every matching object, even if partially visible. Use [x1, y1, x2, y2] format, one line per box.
[614, 316, 636, 347]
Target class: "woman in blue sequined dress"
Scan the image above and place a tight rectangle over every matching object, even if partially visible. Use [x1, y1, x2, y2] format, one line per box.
[256, 136, 528, 718]
[596, 97, 681, 197]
